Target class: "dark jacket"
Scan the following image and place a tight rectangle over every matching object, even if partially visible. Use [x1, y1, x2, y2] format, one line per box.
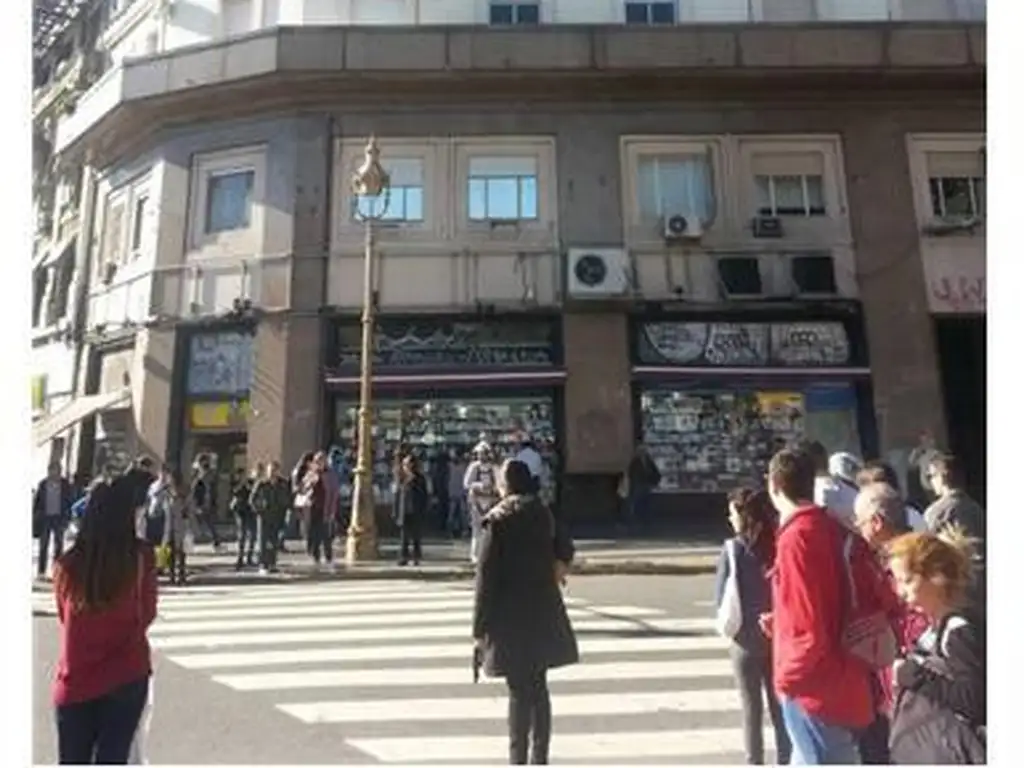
[394, 472, 429, 528]
[191, 472, 214, 514]
[472, 494, 579, 679]
[714, 536, 772, 655]
[250, 477, 291, 525]
[122, 468, 155, 511]
[889, 610, 986, 764]
[230, 478, 254, 518]
[32, 477, 74, 522]
[925, 490, 986, 611]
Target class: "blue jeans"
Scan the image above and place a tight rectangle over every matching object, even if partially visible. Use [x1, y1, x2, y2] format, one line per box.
[780, 696, 861, 764]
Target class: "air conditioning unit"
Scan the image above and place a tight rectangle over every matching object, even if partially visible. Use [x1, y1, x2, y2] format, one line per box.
[664, 214, 703, 242]
[752, 215, 784, 239]
[566, 248, 631, 298]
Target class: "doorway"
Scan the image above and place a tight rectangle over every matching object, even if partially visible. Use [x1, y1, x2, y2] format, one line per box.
[187, 432, 248, 521]
[934, 316, 986, 504]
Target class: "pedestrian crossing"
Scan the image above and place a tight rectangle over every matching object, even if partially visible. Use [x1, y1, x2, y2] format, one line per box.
[34, 580, 778, 764]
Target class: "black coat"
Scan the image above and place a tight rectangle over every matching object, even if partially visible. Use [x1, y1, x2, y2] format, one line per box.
[394, 473, 429, 528]
[472, 494, 579, 680]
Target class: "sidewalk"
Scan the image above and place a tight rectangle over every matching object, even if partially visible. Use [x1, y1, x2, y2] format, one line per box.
[31, 535, 719, 589]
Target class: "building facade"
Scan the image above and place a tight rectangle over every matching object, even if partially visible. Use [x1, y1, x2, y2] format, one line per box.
[36, 0, 986, 522]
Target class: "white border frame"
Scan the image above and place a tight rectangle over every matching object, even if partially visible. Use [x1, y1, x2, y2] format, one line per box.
[905, 132, 986, 234]
[187, 144, 267, 259]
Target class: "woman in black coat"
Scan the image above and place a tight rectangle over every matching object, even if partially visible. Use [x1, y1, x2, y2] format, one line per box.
[472, 459, 579, 765]
[394, 454, 429, 566]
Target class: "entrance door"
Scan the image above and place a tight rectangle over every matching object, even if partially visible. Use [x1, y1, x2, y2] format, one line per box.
[189, 433, 248, 521]
[934, 316, 986, 503]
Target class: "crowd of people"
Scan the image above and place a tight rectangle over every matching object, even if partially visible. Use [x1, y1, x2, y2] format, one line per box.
[713, 441, 986, 764]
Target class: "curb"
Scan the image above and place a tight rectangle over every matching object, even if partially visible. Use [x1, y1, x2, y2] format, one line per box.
[31, 559, 717, 592]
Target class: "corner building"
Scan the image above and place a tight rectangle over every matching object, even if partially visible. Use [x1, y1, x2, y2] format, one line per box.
[48, 1, 985, 524]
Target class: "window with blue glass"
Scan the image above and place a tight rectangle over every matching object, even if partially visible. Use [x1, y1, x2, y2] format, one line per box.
[490, 1, 541, 24]
[205, 170, 254, 234]
[625, 1, 676, 24]
[467, 156, 539, 221]
[353, 157, 425, 222]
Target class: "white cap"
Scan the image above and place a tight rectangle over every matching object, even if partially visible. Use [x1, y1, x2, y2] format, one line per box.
[829, 452, 863, 484]
[473, 441, 491, 455]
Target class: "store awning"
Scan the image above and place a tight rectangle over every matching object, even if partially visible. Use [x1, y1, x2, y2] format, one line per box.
[32, 388, 131, 447]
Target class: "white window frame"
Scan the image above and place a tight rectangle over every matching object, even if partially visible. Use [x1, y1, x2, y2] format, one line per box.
[188, 145, 266, 257]
[95, 173, 152, 280]
[453, 137, 558, 248]
[332, 139, 442, 249]
[737, 136, 850, 245]
[488, 0, 542, 25]
[906, 133, 985, 232]
[620, 137, 723, 247]
[754, 175, 826, 217]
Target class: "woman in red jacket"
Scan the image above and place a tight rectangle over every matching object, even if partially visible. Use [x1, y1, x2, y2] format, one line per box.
[51, 476, 157, 764]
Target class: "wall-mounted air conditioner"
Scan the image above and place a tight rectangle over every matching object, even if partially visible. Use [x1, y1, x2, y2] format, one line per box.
[566, 248, 631, 298]
[663, 213, 703, 242]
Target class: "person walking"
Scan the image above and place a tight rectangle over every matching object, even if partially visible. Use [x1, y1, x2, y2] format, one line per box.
[856, 461, 928, 532]
[394, 454, 429, 566]
[162, 470, 195, 587]
[472, 460, 579, 765]
[250, 461, 291, 574]
[286, 451, 315, 552]
[300, 452, 331, 568]
[622, 442, 660, 526]
[190, 455, 221, 551]
[714, 487, 790, 765]
[764, 447, 874, 763]
[887, 530, 986, 764]
[230, 465, 259, 570]
[33, 461, 74, 580]
[51, 477, 157, 764]
[122, 457, 156, 540]
[143, 465, 173, 548]
[447, 450, 468, 538]
[464, 442, 500, 565]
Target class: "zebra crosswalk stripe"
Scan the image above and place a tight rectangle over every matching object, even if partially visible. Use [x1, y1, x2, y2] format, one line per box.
[140, 579, 775, 763]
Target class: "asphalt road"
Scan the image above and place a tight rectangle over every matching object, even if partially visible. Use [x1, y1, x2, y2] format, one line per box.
[33, 573, 750, 766]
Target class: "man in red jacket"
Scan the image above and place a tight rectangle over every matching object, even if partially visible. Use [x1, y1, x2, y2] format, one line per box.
[765, 448, 874, 763]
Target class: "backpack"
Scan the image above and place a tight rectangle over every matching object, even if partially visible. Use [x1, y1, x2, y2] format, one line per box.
[836, 524, 900, 670]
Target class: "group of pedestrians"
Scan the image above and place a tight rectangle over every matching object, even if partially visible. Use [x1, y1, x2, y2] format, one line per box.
[714, 441, 986, 764]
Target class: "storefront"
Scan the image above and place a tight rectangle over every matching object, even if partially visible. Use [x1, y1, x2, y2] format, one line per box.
[325, 315, 564, 514]
[632, 310, 875, 515]
[179, 327, 254, 520]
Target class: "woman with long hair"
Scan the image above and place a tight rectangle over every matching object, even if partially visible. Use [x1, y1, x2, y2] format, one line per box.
[394, 454, 428, 566]
[51, 476, 157, 764]
[472, 459, 578, 764]
[887, 529, 985, 764]
[714, 487, 790, 765]
[162, 469, 195, 586]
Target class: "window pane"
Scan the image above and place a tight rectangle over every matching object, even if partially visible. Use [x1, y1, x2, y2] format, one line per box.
[625, 3, 650, 23]
[929, 178, 944, 217]
[468, 178, 487, 220]
[489, 3, 514, 24]
[939, 177, 974, 218]
[486, 177, 520, 219]
[773, 175, 805, 215]
[356, 193, 392, 219]
[651, 2, 676, 23]
[205, 171, 254, 234]
[972, 177, 985, 217]
[754, 175, 773, 215]
[404, 186, 424, 221]
[637, 155, 714, 221]
[131, 195, 148, 251]
[516, 3, 540, 23]
[805, 175, 826, 215]
[519, 176, 538, 219]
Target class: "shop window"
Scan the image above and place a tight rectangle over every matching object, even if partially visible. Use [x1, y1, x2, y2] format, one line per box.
[490, 1, 541, 24]
[625, 1, 676, 24]
[640, 386, 861, 493]
[333, 396, 558, 504]
[353, 157, 424, 223]
[205, 171, 255, 234]
[467, 156, 539, 221]
[635, 153, 715, 224]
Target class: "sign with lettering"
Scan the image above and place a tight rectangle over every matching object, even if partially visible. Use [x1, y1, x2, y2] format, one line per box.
[335, 320, 556, 369]
[187, 331, 254, 396]
[638, 321, 851, 367]
[929, 275, 986, 314]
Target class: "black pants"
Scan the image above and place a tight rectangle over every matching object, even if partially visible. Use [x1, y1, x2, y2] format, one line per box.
[399, 515, 423, 564]
[306, 514, 332, 564]
[257, 516, 281, 569]
[728, 644, 790, 765]
[167, 541, 187, 584]
[507, 669, 551, 765]
[37, 517, 65, 576]
[195, 511, 220, 547]
[235, 514, 257, 565]
[858, 713, 891, 764]
[56, 677, 149, 764]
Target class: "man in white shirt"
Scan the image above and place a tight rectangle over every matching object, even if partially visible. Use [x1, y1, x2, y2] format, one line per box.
[513, 435, 544, 494]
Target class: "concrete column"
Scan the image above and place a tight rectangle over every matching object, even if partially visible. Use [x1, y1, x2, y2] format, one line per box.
[133, 327, 178, 462]
[842, 116, 946, 454]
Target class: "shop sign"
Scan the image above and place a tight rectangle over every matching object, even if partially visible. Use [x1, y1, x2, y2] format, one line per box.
[187, 331, 254, 396]
[336, 319, 556, 370]
[189, 400, 251, 430]
[638, 321, 851, 367]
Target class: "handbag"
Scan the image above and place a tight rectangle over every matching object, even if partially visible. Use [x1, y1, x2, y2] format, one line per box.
[155, 545, 171, 571]
[715, 539, 742, 639]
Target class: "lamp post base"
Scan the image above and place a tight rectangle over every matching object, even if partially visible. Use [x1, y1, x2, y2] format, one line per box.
[345, 524, 379, 564]
[345, 474, 379, 564]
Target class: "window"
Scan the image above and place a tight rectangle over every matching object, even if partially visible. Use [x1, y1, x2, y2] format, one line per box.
[625, 1, 676, 24]
[102, 195, 126, 265]
[45, 254, 74, 326]
[205, 170, 254, 234]
[636, 154, 715, 222]
[130, 194, 149, 255]
[467, 156, 538, 221]
[32, 268, 47, 327]
[490, 1, 541, 24]
[354, 157, 424, 222]
[927, 152, 984, 220]
[756, 175, 826, 217]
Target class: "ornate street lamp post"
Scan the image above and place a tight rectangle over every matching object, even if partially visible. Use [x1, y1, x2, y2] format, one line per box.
[345, 137, 390, 564]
